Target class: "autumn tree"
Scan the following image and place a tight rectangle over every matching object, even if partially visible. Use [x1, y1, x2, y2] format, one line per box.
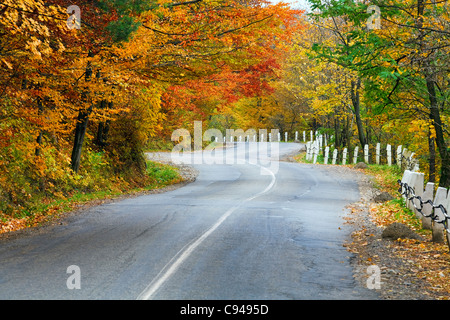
[307, 0, 449, 187]
[0, 0, 302, 217]
[274, 21, 358, 146]
[137, 0, 303, 137]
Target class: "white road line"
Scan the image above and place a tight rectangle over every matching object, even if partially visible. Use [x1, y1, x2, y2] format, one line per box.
[136, 164, 276, 300]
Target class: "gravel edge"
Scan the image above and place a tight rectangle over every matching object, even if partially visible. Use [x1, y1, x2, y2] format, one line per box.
[320, 164, 440, 300]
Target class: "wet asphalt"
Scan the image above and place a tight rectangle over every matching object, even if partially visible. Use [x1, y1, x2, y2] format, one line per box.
[0, 142, 380, 300]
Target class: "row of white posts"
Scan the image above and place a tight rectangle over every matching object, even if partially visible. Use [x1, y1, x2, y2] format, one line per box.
[219, 131, 291, 143]
[218, 130, 319, 143]
[218, 129, 418, 171]
[305, 139, 419, 171]
[217, 129, 418, 170]
[400, 170, 450, 246]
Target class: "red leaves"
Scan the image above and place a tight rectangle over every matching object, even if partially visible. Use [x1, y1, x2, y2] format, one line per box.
[237, 58, 280, 97]
[0, 0, 302, 231]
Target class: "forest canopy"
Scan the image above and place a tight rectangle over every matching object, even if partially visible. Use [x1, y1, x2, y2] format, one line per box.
[0, 0, 448, 223]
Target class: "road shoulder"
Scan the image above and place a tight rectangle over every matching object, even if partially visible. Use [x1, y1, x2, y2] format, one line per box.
[317, 164, 442, 300]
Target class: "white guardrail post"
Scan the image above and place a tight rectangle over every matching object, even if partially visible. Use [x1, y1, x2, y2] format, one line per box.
[399, 170, 450, 248]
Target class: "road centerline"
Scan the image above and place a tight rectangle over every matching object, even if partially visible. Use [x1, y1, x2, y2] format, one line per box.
[136, 163, 276, 300]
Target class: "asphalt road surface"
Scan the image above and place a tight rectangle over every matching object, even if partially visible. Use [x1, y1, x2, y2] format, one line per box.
[0, 142, 380, 300]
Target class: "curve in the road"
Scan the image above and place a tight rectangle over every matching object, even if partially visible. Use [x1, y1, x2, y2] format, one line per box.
[137, 162, 277, 300]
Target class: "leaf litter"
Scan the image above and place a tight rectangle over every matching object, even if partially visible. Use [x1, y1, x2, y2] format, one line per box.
[326, 164, 449, 299]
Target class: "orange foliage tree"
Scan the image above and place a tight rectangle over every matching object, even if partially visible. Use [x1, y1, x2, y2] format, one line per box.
[0, 0, 302, 217]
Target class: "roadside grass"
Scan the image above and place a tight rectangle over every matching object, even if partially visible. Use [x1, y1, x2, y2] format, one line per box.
[0, 160, 182, 234]
[295, 151, 450, 299]
[144, 161, 183, 189]
[364, 164, 423, 231]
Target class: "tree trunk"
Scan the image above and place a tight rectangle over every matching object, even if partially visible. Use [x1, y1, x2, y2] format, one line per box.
[427, 78, 450, 188]
[350, 78, 367, 148]
[345, 114, 351, 150]
[334, 117, 340, 147]
[71, 106, 92, 173]
[312, 117, 317, 138]
[95, 100, 111, 149]
[35, 98, 43, 157]
[428, 128, 436, 183]
[416, 0, 450, 187]
[95, 121, 110, 149]
[70, 51, 94, 173]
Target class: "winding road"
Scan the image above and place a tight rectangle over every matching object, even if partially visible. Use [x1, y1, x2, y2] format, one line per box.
[0, 142, 380, 300]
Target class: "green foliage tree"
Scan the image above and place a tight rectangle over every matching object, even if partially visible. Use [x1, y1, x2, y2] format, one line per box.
[306, 0, 449, 187]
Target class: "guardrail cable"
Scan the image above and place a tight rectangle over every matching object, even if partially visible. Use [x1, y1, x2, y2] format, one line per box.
[397, 179, 450, 250]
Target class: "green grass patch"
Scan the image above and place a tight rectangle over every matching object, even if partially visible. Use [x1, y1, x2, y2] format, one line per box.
[144, 161, 183, 189]
[0, 160, 182, 233]
[361, 164, 424, 231]
[364, 164, 403, 194]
